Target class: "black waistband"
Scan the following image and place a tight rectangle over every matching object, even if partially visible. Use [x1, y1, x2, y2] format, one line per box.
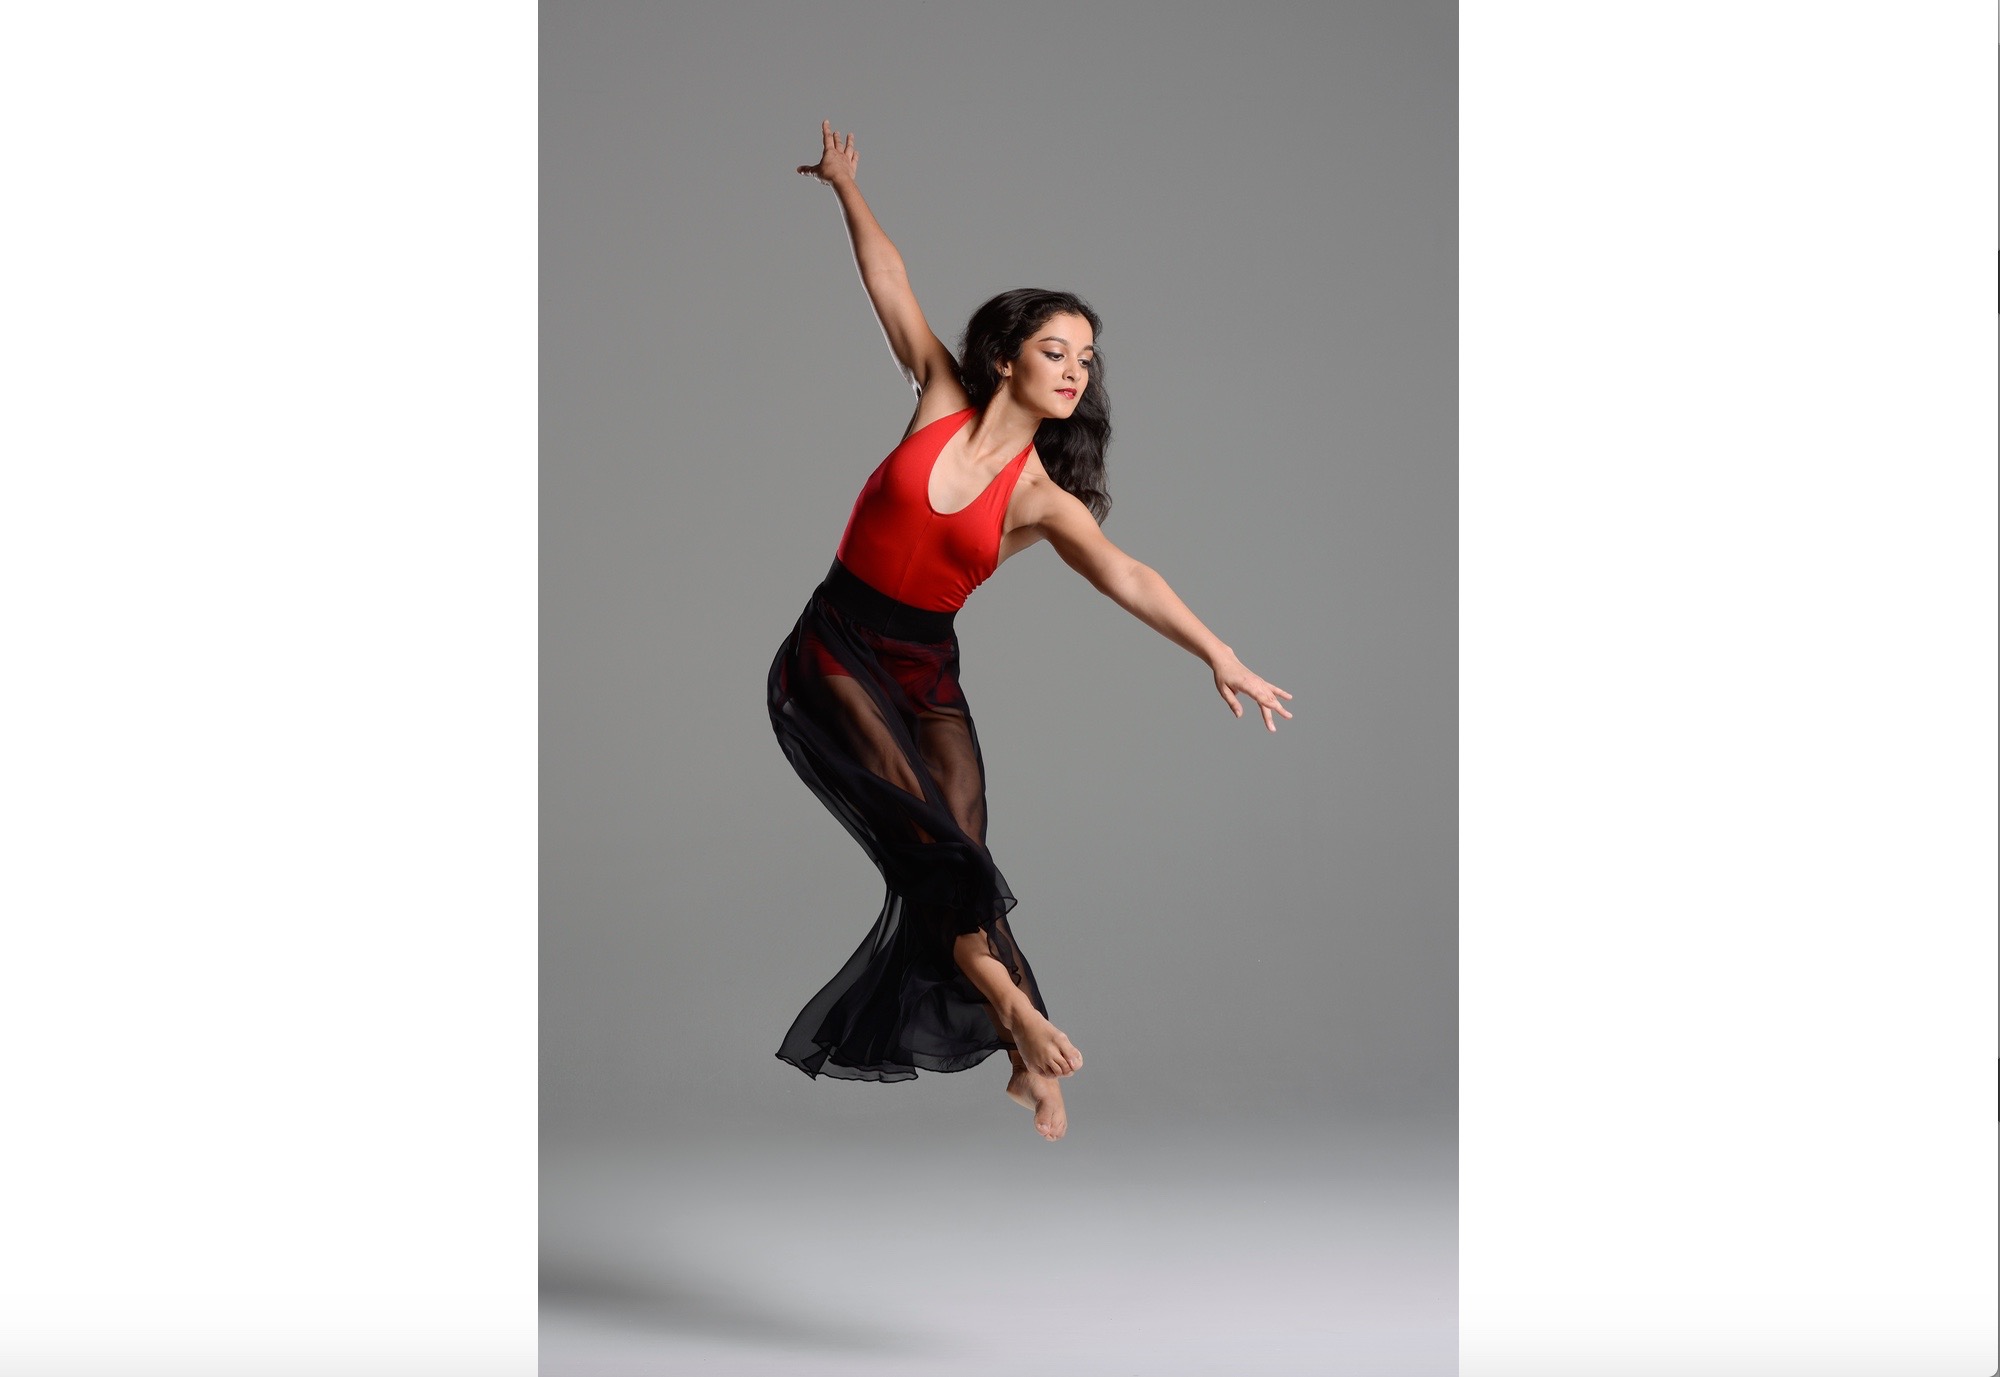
[816, 557, 958, 640]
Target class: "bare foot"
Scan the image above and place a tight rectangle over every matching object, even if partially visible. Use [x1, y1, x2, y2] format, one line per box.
[1007, 1006, 1082, 1078]
[1005, 1052, 1068, 1141]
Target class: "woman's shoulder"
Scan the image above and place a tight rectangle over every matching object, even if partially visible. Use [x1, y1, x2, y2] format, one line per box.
[1009, 452, 1081, 523]
[900, 375, 975, 440]
[892, 403, 972, 452]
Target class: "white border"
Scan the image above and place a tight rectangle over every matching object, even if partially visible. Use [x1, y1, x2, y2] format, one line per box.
[0, 6, 536, 1374]
[1462, 4, 1998, 1374]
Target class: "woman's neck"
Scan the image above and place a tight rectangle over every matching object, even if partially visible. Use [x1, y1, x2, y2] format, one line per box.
[964, 395, 1042, 463]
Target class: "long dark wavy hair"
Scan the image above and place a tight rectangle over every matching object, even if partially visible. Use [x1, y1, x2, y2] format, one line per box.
[956, 288, 1112, 524]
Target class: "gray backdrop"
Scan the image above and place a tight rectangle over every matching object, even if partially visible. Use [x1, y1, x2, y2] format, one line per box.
[542, 3, 1455, 1372]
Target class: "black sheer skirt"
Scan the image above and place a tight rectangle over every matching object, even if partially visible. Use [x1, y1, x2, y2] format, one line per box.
[767, 557, 1049, 1082]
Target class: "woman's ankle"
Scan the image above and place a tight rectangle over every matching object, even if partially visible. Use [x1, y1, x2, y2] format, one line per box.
[990, 995, 1037, 1036]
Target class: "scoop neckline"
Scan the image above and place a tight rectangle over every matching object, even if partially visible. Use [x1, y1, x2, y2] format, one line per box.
[924, 409, 1033, 517]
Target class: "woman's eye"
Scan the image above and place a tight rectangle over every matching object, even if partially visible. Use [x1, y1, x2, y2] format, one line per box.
[1044, 352, 1062, 361]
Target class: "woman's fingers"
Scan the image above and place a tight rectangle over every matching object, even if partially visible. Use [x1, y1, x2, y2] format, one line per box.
[1217, 666, 1295, 730]
[1255, 683, 1293, 730]
[801, 122, 857, 181]
[1215, 661, 1296, 730]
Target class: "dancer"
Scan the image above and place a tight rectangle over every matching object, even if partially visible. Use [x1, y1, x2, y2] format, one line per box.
[769, 121, 1293, 1141]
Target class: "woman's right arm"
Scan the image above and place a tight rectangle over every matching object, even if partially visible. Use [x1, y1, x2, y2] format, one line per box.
[798, 121, 970, 417]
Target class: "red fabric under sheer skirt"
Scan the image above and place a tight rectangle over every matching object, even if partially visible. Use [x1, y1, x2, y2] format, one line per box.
[766, 557, 1049, 1082]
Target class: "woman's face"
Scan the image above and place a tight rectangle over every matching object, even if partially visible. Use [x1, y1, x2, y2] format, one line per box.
[999, 312, 1096, 419]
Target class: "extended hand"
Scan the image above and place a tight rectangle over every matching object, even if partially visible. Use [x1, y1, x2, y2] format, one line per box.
[1212, 654, 1295, 732]
[796, 119, 857, 186]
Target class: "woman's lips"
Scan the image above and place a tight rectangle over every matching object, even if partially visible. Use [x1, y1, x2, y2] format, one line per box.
[1056, 389, 1076, 399]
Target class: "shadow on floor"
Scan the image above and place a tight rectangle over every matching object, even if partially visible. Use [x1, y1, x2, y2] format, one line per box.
[539, 1254, 935, 1356]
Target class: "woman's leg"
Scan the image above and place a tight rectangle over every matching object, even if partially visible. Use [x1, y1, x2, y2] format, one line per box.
[914, 703, 1085, 1082]
[775, 624, 1039, 1082]
[820, 674, 927, 801]
[950, 930, 1081, 1077]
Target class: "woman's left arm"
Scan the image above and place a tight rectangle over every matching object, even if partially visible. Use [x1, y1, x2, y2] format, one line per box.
[1036, 486, 1295, 732]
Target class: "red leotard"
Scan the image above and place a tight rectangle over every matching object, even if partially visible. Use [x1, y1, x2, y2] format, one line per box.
[833, 408, 1034, 614]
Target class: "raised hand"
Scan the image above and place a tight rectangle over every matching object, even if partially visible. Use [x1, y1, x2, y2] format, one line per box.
[796, 119, 858, 187]
[1212, 653, 1295, 732]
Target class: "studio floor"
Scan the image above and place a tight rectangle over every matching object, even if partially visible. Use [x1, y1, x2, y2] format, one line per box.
[542, 1113, 1455, 1376]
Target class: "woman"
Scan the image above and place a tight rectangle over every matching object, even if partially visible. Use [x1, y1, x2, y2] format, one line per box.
[770, 121, 1293, 1142]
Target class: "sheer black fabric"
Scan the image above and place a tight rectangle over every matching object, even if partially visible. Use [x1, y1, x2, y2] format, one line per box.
[767, 557, 1049, 1082]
